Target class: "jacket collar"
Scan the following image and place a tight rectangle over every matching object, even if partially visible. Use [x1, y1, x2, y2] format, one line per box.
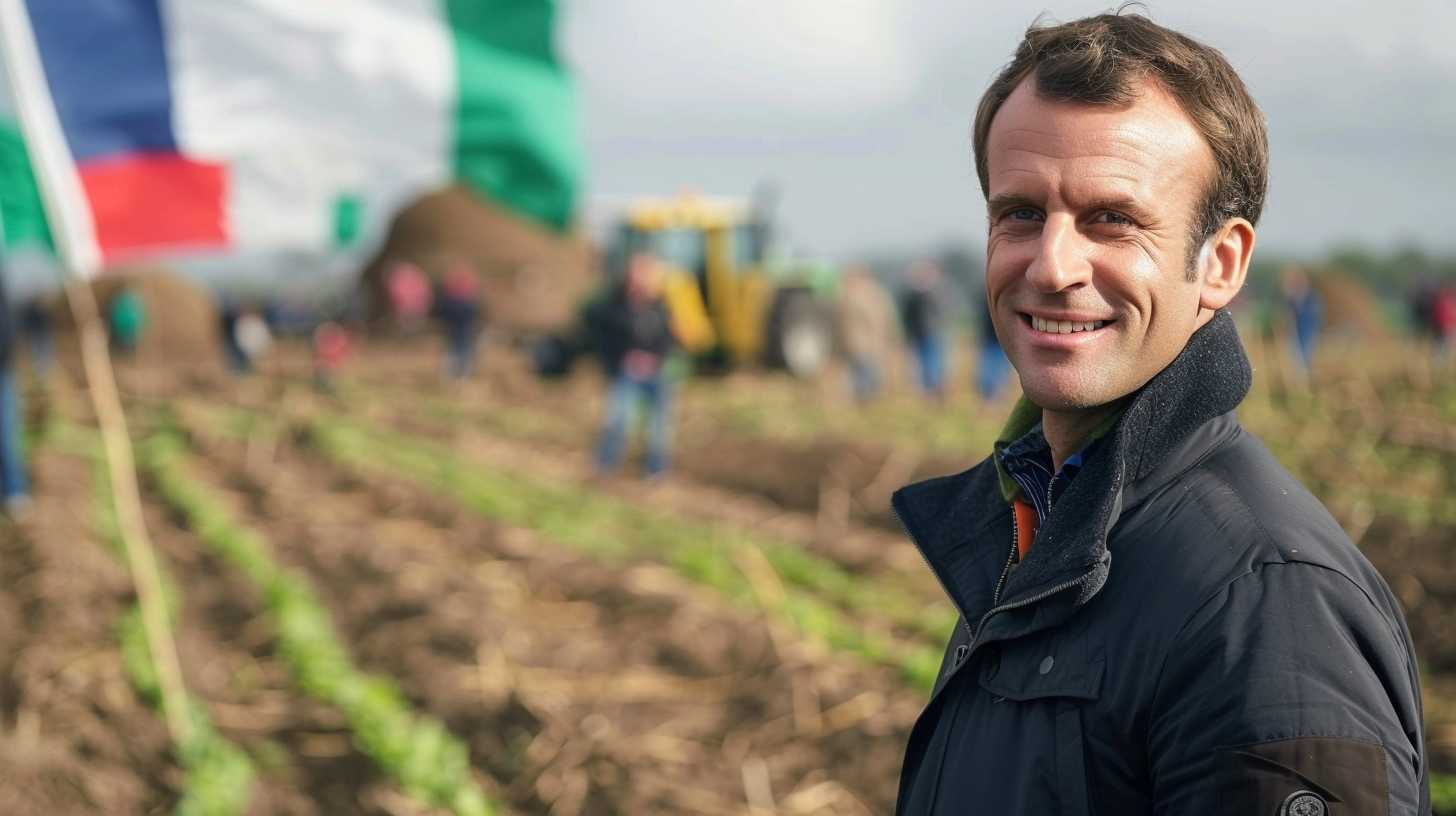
[893, 309, 1253, 637]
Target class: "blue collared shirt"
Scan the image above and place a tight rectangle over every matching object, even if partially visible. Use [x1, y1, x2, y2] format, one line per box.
[997, 423, 1093, 528]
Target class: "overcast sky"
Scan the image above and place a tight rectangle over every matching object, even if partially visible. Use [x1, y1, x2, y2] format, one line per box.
[561, 1, 1456, 260]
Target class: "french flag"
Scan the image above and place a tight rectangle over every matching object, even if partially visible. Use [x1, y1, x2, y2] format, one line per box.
[0, 0, 580, 279]
[18, 0, 227, 263]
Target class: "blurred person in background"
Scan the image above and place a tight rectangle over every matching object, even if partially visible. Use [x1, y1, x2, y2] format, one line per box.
[107, 285, 146, 355]
[0, 256, 29, 517]
[19, 298, 53, 380]
[900, 260, 949, 400]
[837, 264, 899, 403]
[220, 297, 272, 375]
[588, 252, 679, 478]
[219, 296, 250, 374]
[1281, 264, 1323, 378]
[235, 306, 272, 373]
[892, 12, 1427, 815]
[972, 290, 1011, 402]
[386, 259, 433, 332]
[1431, 282, 1456, 361]
[434, 258, 484, 380]
[1409, 278, 1437, 342]
[311, 321, 351, 393]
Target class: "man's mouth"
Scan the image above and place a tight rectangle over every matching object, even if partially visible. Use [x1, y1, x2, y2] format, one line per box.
[1025, 314, 1111, 334]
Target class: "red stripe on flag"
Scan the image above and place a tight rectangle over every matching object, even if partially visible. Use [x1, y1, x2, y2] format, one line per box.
[76, 152, 227, 258]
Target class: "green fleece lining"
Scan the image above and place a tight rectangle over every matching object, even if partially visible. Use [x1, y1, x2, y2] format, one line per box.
[993, 397, 1125, 503]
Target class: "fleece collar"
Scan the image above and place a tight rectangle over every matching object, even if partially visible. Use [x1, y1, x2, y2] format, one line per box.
[892, 309, 1253, 641]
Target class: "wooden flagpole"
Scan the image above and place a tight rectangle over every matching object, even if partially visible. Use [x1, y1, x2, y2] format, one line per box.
[0, 0, 193, 748]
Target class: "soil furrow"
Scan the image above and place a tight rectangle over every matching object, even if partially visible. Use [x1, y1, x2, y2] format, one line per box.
[173, 402, 921, 814]
[138, 475, 410, 814]
[0, 449, 175, 814]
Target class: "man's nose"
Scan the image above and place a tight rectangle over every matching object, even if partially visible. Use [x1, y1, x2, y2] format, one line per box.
[1024, 216, 1091, 293]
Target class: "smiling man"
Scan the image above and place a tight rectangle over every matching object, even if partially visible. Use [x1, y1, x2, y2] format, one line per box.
[892, 12, 1428, 815]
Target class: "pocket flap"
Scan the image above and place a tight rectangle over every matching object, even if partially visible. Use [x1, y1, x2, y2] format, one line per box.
[978, 633, 1104, 702]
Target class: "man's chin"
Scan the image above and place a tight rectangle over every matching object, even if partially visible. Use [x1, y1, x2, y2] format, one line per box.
[1017, 379, 1119, 414]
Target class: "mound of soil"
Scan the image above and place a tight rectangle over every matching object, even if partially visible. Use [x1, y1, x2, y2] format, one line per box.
[49, 269, 224, 380]
[362, 186, 596, 336]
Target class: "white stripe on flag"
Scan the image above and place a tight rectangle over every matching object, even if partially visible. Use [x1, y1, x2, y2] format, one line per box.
[164, 0, 455, 251]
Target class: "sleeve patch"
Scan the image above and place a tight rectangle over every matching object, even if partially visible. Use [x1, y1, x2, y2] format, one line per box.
[1219, 737, 1388, 815]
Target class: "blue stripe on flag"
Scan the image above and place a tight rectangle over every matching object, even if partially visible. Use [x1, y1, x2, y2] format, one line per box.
[24, 0, 177, 162]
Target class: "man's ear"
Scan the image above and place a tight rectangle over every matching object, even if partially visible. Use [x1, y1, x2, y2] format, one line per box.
[1198, 218, 1255, 311]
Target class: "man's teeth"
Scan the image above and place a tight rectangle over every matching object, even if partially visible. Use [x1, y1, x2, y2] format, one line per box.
[1031, 315, 1106, 334]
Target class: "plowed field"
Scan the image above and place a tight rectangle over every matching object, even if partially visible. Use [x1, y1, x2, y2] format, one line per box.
[3, 334, 1453, 813]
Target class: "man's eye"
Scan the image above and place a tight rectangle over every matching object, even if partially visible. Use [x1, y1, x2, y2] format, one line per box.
[1093, 210, 1134, 226]
[1005, 208, 1042, 222]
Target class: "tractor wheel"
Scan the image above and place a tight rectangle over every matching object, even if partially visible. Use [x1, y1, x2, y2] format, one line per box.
[766, 289, 831, 378]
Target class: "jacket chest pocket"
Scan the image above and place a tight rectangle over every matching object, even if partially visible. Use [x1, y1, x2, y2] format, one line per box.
[978, 634, 1105, 816]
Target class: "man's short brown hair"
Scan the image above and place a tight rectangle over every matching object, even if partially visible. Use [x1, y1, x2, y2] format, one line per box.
[972, 10, 1269, 250]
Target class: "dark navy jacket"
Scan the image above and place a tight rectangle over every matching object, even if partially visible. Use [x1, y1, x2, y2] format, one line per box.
[893, 312, 1428, 815]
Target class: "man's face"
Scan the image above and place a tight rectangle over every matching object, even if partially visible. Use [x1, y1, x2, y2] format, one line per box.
[626, 253, 663, 301]
[984, 77, 1215, 412]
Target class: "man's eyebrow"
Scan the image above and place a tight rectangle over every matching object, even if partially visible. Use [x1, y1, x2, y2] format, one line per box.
[1080, 195, 1158, 222]
[986, 194, 1040, 216]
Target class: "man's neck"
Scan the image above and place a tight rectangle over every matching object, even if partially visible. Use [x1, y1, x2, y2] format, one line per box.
[1042, 401, 1126, 471]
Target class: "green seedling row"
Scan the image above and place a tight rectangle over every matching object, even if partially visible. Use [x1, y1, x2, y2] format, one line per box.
[138, 432, 498, 816]
[70, 428, 257, 816]
[202, 399, 956, 652]
[306, 417, 946, 691]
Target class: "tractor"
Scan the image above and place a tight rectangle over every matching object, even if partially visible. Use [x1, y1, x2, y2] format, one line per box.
[536, 194, 837, 379]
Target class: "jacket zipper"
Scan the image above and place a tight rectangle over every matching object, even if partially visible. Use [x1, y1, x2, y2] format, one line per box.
[896, 498, 1095, 681]
[980, 471, 1089, 636]
[993, 508, 1020, 607]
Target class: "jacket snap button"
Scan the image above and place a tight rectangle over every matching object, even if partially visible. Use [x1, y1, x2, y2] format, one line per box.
[1038, 656, 1055, 675]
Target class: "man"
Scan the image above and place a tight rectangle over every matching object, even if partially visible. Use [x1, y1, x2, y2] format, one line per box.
[0, 254, 28, 516]
[837, 264, 899, 403]
[107, 285, 145, 355]
[434, 259, 485, 380]
[972, 288, 1010, 403]
[588, 252, 679, 477]
[1282, 264, 1323, 378]
[900, 260, 948, 400]
[892, 13, 1427, 815]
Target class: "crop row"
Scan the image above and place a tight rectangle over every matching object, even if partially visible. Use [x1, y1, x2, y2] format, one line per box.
[58, 426, 256, 816]
[281, 409, 949, 691]
[308, 397, 956, 641]
[136, 428, 499, 816]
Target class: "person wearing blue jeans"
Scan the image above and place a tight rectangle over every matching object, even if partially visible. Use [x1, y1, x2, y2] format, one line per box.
[974, 294, 1012, 401]
[435, 260, 484, 380]
[587, 252, 680, 477]
[1282, 265, 1323, 379]
[900, 260, 948, 400]
[595, 369, 673, 476]
[0, 367, 28, 510]
[0, 266, 29, 514]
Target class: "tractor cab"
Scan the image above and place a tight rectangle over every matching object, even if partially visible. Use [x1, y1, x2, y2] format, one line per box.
[607, 195, 831, 377]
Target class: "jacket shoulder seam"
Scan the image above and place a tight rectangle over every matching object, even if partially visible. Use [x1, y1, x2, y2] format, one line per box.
[1194, 464, 1409, 646]
[1149, 559, 1413, 724]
